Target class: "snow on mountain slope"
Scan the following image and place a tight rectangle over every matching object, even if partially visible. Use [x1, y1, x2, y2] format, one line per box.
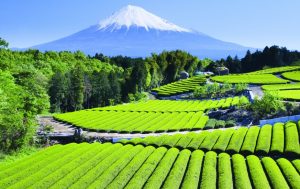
[30, 5, 254, 59]
[98, 5, 190, 32]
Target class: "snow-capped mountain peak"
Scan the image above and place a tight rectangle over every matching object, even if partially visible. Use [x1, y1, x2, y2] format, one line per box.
[31, 5, 252, 59]
[98, 5, 191, 32]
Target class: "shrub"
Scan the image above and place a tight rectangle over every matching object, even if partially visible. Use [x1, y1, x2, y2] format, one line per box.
[292, 159, 300, 173]
[200, 130, 222, 151]
[43, 144, 132, 189]
[125, 147, 167, 189]
[50, 143, 118, 188]
[106, 146, 156, 189]
[284, 122, 300, 156]
[162, 149, 191, 189]
[143, 148, 179, 189]
[250, 92, 284, 120]
[215, 120, 226, 128]
[226, 127, 248, 154]
[86, 145, 144, 189]
[270, 122, 284, 155]
[277, 158, 300, 188]
[175, 133, 196, 149]
[261, 157, 289, 189]
[246, 155, 271, 189]
[235, 83, 248, 93]
[212, 129, 234, 153]
[199, 151, 217, 189]
[218, 153, 233, 189]
[225, 120, 235, 128]
[240, 126, 260, 155]
[255, 124, 272, 155]
[161, 134, 182, 148]
[232, 154, 252, 189]
[192, 115, 209, 130]
[181, 150, 204, 189]
[187, 131, 208, 150]
[204, 119, 217, 130]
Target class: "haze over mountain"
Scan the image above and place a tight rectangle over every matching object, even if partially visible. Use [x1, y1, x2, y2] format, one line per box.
[31, 5, 253, 59]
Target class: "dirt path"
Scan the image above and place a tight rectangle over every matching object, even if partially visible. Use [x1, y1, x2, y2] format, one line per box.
[37, 116, 241, 140]
[248, 85, 264, 99]
[38, 116, 75, 134]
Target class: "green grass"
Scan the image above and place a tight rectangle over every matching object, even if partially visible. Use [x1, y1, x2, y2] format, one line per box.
[0, 146, 40, 164]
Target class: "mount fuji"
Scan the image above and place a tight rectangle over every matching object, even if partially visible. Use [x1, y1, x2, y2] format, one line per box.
[31, 5, 253, 59]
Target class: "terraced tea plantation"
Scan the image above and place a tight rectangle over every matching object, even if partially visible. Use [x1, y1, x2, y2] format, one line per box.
[1, 143, 299, 189]
[93, 96, 249, 112]
[54, 97, 249, 133]
[262, 83, 300, 91]
[211, 74, 289, 84]
[4, 65, 300, 188]
[247, 66, 300, 74]
[276, 90, 300, 100]
[118, 121, 300, 156]
[262, 83, 300, 100]
[282, 71, 300, 81]
[151, 76, 206, 96]
[55, 110, 209, 133]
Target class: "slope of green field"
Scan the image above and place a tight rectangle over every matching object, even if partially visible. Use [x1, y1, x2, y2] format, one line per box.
[276, 90, 300, 100]
[0, 143, 299, 189]
[247, 66, 300, 74]
[54, 97, 249, 133]
[151, 76, 206, 96]
[262, 83, 300, 91]
[211, 74, 288, 84]
[92, 96, 249, 112]
[55, 110, 209, 133]
[118, 121, 300, 156]
[282, 71, 300, 81]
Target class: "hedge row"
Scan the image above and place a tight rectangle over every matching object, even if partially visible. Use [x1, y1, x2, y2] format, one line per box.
[211, 74, 289, 84]
[151, 76, 206, 96]
[0, 143, 299, 188]
[181, 150, 204, 189]
[106, 146, 156, 188]
[143, 148, 179, 189]
[119, 121, 300, 156]
[55, 110, 211, 133]
[94, 96, 249, 112]
[246, 155, 270, 189]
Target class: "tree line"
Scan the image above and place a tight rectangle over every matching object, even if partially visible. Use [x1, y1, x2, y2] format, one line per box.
[207, 46, 300, 73]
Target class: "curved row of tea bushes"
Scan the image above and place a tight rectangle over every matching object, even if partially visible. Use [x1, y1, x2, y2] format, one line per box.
[282, 71, 300, 82]
[276, 90, 300, 100]
[247, 66, 300, 74]
[211, 74, 289, 84]
[262, 83, 300, 91]
[55, 110, 210, 133]
[151, 76, 206, 96]
[90, 96, 249, 112]
[1, 143, 298, 189]
[118, 121, 300, 156]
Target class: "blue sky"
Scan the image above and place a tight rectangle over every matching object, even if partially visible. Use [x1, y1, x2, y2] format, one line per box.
[1, 0, 299, 50]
